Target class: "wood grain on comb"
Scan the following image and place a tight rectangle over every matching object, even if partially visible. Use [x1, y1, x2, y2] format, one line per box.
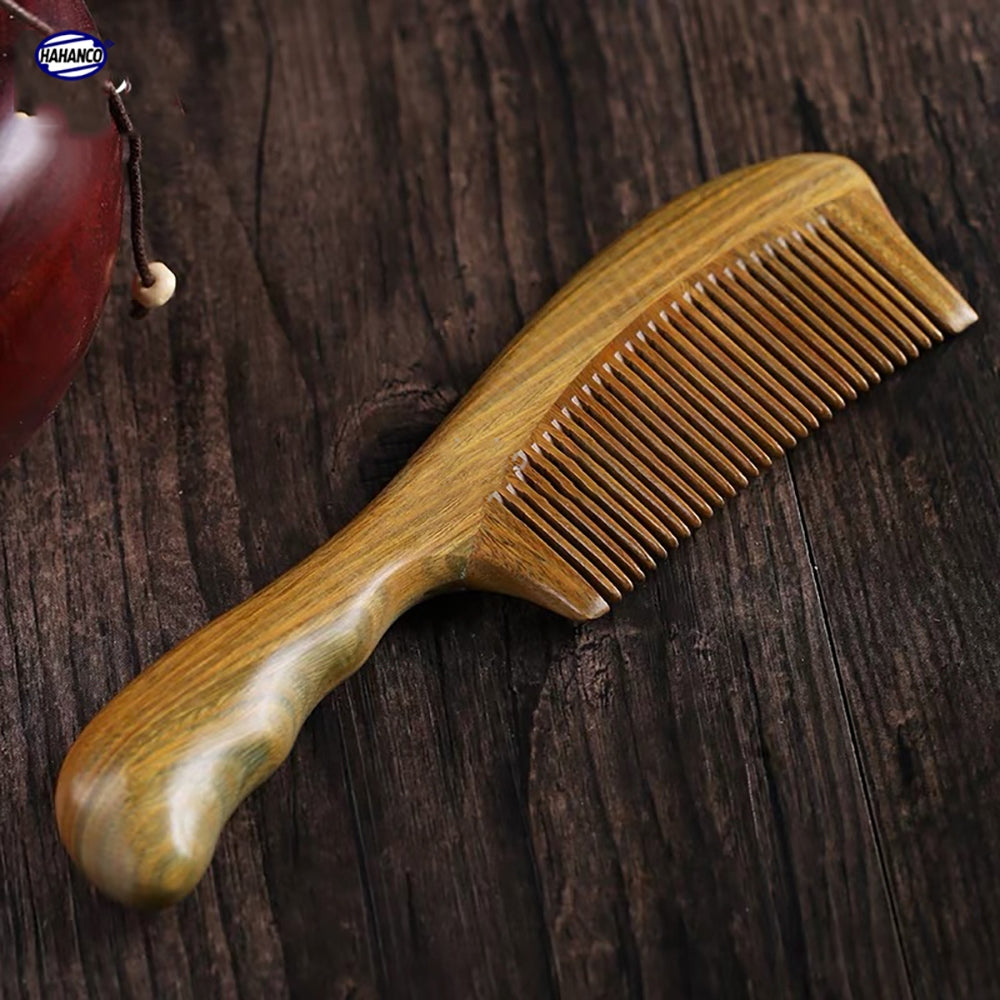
[55, 155, 976, 908]
[486, 211, 961, 610]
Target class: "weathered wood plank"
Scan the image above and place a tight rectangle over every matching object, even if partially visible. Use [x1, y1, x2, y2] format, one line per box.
[0, 0, 995, 996]
[776, 4, 1000, 993]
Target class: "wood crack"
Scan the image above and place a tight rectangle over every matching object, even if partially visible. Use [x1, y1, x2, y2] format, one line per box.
[785, 456, 917, 999]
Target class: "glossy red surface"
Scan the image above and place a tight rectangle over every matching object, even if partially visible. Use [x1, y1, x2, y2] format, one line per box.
[0, 0, 123, 467]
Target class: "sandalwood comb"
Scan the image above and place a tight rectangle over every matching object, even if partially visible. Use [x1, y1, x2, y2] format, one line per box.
[56, 154, 976, 907]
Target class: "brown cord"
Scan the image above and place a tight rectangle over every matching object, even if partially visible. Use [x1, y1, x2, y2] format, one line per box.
[2, 0, 159, 315]
[104, 81, 154, 292]
[0, 0, 54, 36]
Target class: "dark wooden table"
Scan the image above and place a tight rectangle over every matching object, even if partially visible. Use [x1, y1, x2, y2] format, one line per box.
[2, 0, 998, 996]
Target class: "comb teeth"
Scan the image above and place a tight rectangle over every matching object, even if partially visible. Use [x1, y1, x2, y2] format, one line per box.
[489, 211, 964, 606]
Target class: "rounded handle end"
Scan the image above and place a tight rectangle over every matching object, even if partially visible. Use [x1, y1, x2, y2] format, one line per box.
[56, 736, 233, 908]
[55, 674, 301, 908]
[54, 520, 419, 906]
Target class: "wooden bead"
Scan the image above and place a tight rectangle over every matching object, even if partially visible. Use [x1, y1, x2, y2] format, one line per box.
[131, 261, 176, 309]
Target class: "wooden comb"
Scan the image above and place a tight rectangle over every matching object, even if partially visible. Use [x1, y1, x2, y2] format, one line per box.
[56, 154, 976, 907]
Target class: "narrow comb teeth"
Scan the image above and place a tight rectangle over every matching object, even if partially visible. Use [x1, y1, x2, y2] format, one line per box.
[729, 256, 862, 397]
[703, 271, 841, 416]
[811, 218, 943, 345]
[586, 374, 729, 507]
[564, 401, 705, 527]
[528, 447, 658, 568]
[631, 327, 777, 468]
[603, 350, 748, 492]
[659, 304, 796, 452]
[539, 434, 673, 557]
[693, 280, 826, 429]
[751, 248, 881, 387]
[771, 236, 899, 372]
[619, 338, 764, 479]
[502, 480, 625, 600]
[489, 211, 969, 606]
[554, 417, 691, 541]
[681, 290, 817, 437]
[787, 230, 918, 361]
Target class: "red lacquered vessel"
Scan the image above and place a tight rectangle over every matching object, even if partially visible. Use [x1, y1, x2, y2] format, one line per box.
[0, 0, 123, 467]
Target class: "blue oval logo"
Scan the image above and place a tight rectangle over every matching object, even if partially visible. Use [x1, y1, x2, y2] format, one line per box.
[35, 32, 108, 80]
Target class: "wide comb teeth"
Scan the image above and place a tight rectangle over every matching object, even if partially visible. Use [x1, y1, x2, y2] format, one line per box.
[487, 208, 973, 612]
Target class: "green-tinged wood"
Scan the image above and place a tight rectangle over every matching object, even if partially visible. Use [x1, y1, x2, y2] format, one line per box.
[1, 0, 996, 995]
[55, 153, 974, 907]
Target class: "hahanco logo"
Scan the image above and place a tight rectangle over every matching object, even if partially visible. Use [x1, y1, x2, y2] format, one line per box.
[35, 32, 109, 81]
